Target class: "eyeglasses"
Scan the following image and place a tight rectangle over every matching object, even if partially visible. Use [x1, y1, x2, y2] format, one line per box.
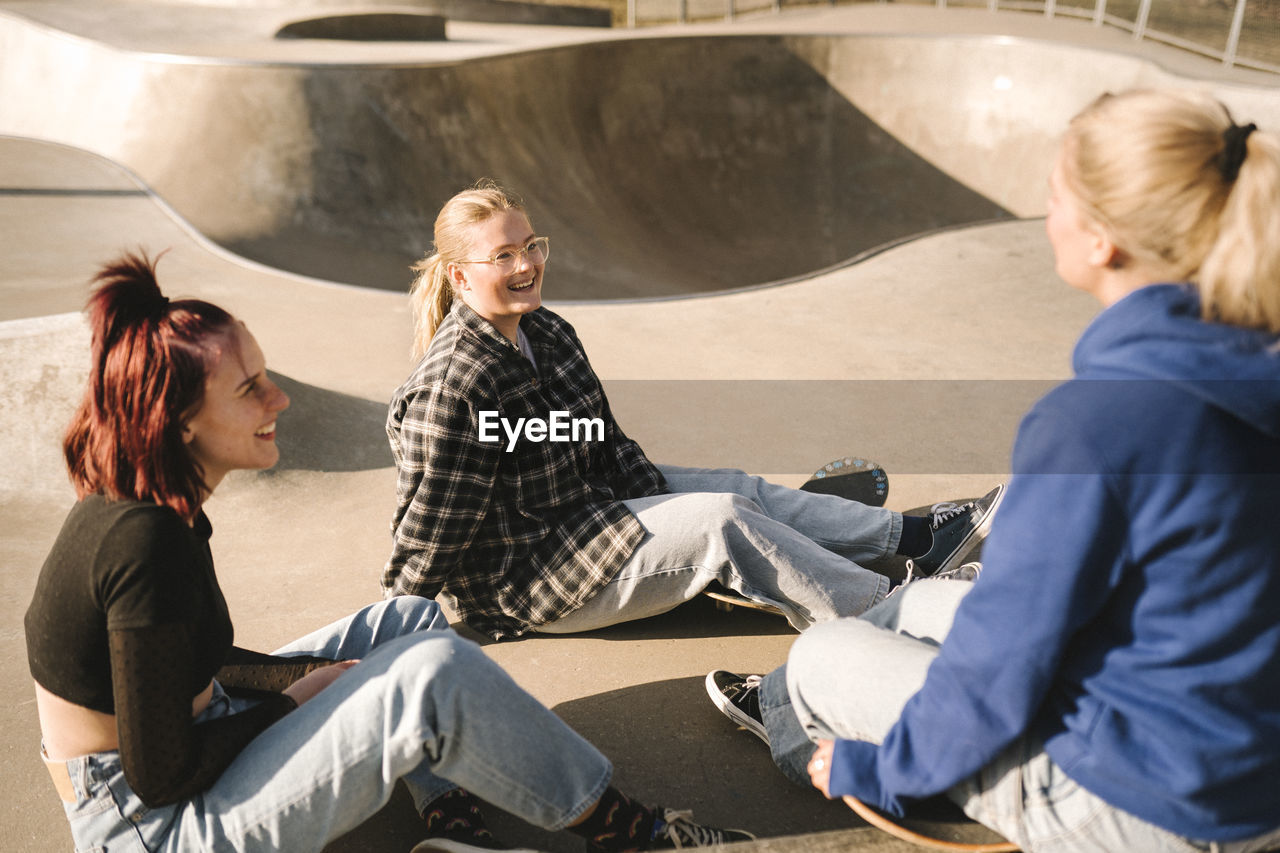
[459, 237, 550, 274]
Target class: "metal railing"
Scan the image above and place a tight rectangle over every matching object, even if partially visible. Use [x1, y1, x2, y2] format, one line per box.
[625, 0, 1280, 75]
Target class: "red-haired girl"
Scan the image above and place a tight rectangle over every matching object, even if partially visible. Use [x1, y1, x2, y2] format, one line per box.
[25, 252, 750, 853]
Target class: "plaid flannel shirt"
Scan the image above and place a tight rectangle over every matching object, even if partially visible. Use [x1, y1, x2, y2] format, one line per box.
[382, 302, 668, 639]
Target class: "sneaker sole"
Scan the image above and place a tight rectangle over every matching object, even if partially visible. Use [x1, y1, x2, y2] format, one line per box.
[704, 672, 769, 745]
[933, 485, 1005, 577]
[411, 840, 544, 853]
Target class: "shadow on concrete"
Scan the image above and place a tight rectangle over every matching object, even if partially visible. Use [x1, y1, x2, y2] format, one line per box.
[544, 676, 858, 842]
[450, 594, 798, 648]
[273, 0, 611, 28]
[323, 783, 423, 853]
[321, 674, 856, 852]
[270, 371, 393, 472]
[275, 13, 446, 41]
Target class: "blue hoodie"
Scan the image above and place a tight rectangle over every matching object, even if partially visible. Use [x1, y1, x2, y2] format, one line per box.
[828, 284, 1280, 841]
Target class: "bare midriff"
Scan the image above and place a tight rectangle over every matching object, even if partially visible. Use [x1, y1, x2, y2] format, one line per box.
[35, 680, 214, 760]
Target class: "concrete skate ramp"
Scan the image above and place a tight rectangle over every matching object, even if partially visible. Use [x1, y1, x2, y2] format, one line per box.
[5, 19, 1279, 298]
[226, 36, 1015, 297]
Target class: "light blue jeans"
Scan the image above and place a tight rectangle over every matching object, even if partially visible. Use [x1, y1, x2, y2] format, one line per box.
[759, 580, 1280, 853]
[55, 597, 612, 853]
[538, 464, 899, 633]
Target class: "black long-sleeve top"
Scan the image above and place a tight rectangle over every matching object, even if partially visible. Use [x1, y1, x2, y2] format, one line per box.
[25, 495, 331, 806]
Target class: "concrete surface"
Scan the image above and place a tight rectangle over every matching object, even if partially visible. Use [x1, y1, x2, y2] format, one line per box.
[2, 2, 1278, 851]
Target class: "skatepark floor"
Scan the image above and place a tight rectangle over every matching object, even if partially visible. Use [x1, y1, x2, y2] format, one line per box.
[2, 2, 1277, 851]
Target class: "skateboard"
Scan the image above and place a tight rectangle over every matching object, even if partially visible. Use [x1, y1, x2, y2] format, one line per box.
[798, 455, 889, 507]
[704, 455, 889, 616]
[844, 795, 1019, 852]
[703, 583, 787, 615]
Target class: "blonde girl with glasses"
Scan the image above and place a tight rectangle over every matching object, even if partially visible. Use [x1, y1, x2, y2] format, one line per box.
[382, 180, 1002, 643]
[706, 88, 1280, 853]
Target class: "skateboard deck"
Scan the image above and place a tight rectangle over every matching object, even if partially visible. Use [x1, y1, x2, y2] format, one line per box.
[844, 795, 1019, 852]
[799, 455, 889, 507]
[703, 583, 787, 615]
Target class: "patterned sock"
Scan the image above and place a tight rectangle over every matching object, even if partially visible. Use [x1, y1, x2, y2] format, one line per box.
[896, 514, 932, 557]
[569, 787, 659, 852]
[421, 787, 497, 847]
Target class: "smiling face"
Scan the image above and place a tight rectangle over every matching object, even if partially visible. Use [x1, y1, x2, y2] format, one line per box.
[182, 323, 290, 493]
[449, 209, 544, 341]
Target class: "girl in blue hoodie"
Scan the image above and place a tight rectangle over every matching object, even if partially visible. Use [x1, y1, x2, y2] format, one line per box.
[707, 88, 1280, 851]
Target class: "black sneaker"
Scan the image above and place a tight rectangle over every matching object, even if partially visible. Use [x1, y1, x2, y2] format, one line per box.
[705, 670, 768, 744]
[909, 485, 1005, 577]
[650, 808, 756, 848]
[414, 789, 527, 852]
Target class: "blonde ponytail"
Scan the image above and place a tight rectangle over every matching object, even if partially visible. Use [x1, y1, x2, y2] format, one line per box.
[1063, 89, 1280, 334]
[408, 253, 454, 359]
[1197, 129, 1280, 333]
[408, 179, 528, 358]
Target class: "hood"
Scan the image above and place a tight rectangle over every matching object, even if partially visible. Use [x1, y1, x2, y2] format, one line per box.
[1074, 284, 1280, 439]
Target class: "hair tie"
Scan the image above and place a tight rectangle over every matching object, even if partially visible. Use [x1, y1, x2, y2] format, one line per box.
[1217, 122, 1257, 183]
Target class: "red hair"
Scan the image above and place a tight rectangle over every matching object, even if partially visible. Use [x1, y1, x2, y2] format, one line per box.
[63, 251, 236, 520]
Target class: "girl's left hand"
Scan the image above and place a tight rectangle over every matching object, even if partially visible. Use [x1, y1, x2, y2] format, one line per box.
[808, 739, 836, 798]
[284, 660, 359, 706]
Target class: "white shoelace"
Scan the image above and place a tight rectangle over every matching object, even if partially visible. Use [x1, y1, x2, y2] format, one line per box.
[928, 500, 970, 528]
[659, 809, 749, 848]
[721, 674, 762, 707]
